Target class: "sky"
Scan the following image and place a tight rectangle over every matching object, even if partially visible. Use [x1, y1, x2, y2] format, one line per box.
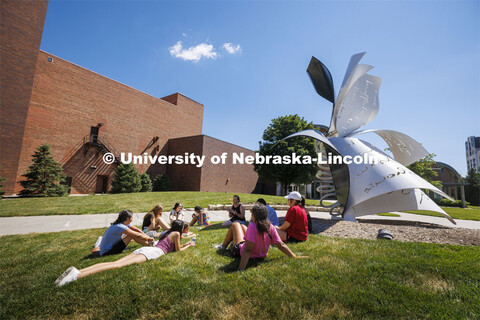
[40, 0, 479, 176]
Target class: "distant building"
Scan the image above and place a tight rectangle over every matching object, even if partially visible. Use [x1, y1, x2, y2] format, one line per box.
[466, 136, 480, 173]
[432, 162, 467, 207]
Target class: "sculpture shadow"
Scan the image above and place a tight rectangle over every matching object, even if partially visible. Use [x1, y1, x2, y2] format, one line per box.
[278, 216, 341, 235]
[357, 219, 453, 230]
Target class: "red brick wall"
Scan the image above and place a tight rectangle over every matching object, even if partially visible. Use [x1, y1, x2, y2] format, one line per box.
[15, 51, 203, 193]
[435, 166, 460, 184]
[0, 0, 49, 194]
[200, 136, 259, 193]
[167, 135, 259, 193]
[167, 136, 203, 191]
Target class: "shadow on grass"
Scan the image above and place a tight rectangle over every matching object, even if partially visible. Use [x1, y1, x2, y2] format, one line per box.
[216, 249, 270, 273]
[196, 222, 229, 232]
[81, 253, 99, 260]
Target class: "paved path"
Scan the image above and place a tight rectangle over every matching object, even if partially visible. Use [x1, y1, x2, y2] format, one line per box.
[1, 210, 479, 237]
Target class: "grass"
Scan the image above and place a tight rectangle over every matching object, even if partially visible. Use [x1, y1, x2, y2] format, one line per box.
[0, 192, 321, 217]
[1, 191, 479, 222]
[406, 206, 480, 221]
[376, 213, 401, 217]
[0, 224, 479, 319]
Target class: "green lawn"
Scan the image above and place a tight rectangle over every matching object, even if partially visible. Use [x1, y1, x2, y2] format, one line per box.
[0, 192, 321, 217]
[376, 213, 401, 217]
[406, 206, 480, 221]
[0, 225, 478, 319]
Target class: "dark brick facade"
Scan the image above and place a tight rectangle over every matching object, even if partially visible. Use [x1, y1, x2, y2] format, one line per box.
[168, 135, 259, 194]
[0, 0, 49, 194]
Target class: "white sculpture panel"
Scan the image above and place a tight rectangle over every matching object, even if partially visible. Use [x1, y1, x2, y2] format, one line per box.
[284, 52, 456, 224]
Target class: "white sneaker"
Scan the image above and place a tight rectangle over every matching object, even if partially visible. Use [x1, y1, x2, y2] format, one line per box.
[94, 236, 102, 248]
[214, 244, 224, 249]
[55, 266, 80, 287]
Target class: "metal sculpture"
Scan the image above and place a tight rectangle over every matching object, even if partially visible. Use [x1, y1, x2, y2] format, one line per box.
[285, 53, 456, 224]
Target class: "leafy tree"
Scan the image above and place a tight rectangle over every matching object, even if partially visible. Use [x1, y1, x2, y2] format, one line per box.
[464, 168, 480, 206]
[110, 163, 141, 193]
[153, 174, 171, 191]
[254, 114, 317, 194]
[19, 144, 67, 197]
[139, 173, 152, 192]
[407, 153, 443, 189]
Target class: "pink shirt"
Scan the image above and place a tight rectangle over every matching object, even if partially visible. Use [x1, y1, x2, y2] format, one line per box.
[240, 223, 282, 259]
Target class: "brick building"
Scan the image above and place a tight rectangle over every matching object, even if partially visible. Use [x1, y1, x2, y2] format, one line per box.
[432, 162, 467, 207]
[0, 0, 259, 195]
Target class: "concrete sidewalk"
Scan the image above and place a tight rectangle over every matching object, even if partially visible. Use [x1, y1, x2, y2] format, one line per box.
[1, 209, 479, 237]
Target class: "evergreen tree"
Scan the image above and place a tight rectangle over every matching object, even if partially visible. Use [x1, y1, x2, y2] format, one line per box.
[153, 174, 171, 191]
[0, 174, 5, 196]
[19, 144, 67, 197]
[464, 168, 480, 206]
[110, 163, 141, 193]
[139, 173, 152, 192]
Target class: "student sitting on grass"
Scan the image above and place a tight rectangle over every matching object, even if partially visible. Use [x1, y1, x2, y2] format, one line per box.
[256, 198, 279, 226]
[215, 204, 303, 271]
[300, 197, 313, 234]
[92, 210, 154, 257]
[142, 204, 170, 238]
[189, 205, 211, 227]
[55, 220, 195, 286]
[275, 192, 309, 243]
[169, 202, 185, 222]
[222, 195, 246, 226]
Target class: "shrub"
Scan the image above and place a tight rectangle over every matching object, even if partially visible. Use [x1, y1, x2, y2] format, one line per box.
[153, 174, 171, 191]
[139, 173, 152, 192]
[110, 163, 141, 193]
[435, 198, 469, 208]
[19, 144, 67, 197]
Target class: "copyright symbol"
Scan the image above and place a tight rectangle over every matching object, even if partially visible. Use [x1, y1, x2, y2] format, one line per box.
[103, 153, 115, 164]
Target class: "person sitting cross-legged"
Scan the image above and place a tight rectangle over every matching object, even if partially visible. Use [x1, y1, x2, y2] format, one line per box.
[222, 195, 246, 226]
[189, 205, 211, 227]
[256, 198, 279, 226]
[55, 220, 195, 286]
[275, 192, 309, 243]
[215, 203, 306, 271]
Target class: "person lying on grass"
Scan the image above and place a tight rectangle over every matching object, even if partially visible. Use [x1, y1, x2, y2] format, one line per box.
[55, 220, 195, 287]
[215, 203, 306, 271]
[142, 204, 170, 238]
[92, 210, 154, 256]
[275, 192, 309, 243]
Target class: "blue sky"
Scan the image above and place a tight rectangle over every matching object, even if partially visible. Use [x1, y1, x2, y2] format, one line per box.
[40, 0, 479, 176]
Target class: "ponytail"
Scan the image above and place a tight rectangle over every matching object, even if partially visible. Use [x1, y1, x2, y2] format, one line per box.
[251, 204, 270, 235]
[112, 210, 133, 225]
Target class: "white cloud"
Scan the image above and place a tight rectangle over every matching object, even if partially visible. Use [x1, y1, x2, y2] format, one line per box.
[169, 41, 217, 62]
[222, 43, 242, 54]
[182, 33, 187, 37]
